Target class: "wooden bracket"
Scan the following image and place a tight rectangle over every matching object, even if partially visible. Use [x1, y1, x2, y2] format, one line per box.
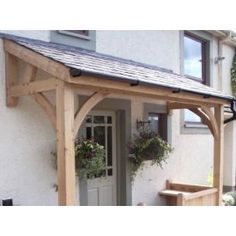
[74, 92, 109, 139]
[32, 93, 56, 130]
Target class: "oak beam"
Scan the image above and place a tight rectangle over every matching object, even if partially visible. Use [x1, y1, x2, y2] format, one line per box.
[56, 82, 76, 206]
[32, 93, 56, 130]
[168, 102, 202, 110]
[69, 76, 229, 106]
[213, 105, 224, 205]
[201, 106, 219, 139]
[189, 108, 215, 137]
[23, 64, 37, 83]
[74, 92, 109, 138]
[4, 39, 70, 81]
[10, 78, 57, 97]
[5, 52, 18, 107]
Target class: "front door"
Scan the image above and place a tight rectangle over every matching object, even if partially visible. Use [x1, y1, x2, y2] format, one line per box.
[85, 111, 116, 206]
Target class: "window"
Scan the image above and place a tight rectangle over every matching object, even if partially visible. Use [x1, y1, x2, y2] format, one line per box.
[148, 113, 167, 140]
[58, 30, 90, 39]
[183, 32, 209, 124]
[184, 33, 207, 83]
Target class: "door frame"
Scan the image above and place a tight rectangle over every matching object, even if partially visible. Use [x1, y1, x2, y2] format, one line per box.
[86, 110, 117, 205]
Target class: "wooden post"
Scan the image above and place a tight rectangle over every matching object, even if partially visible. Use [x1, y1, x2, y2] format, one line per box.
[5, 53, 18, 107]
[56, 81, 76, 206]
[213, 105, 224, 205]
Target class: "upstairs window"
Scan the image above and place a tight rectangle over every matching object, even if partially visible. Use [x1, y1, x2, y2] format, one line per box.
[184, 33, 207, 83]
[183, 32, 209, 124]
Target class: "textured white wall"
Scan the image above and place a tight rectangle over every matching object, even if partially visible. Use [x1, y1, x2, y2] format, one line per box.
[0, 30, 50, 41]
[0, 39, 57, 205]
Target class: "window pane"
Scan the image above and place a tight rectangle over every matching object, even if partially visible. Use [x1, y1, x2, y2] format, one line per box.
[94, 126, 105, 147]
[86, 127, 92, 139]
[107, 116, 112, 124]
[108, 169, 113, 176]
[94, 116, 105, 124]
[184, 35, 203, 80]
[148, 114, 159, 133]
[107, 126, 112, 166]
[184, 109, 201, 123]
[86, 115, 92, 123]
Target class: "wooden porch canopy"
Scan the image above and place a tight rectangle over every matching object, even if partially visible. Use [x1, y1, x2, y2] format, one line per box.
[2, 34, 234, 205]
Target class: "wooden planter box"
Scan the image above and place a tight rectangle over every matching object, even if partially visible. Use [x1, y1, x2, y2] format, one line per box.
[159, 180, 218, 206]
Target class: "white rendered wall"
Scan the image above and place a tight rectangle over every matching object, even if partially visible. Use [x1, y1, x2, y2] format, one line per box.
[0, 39, 57, 205]
[0, 30, 50, 41]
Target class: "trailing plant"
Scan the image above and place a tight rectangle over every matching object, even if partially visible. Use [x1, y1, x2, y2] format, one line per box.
[231, 54, 236, 96]
[51, 138, 106, 180]
[75, 138, 106, 179]
[128, 127, 173, 180]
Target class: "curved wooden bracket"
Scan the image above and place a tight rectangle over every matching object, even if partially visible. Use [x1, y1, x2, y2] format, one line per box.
[189, 107, 219, 139]
[32, 93, 56, 130]
[201, 106, 219, 139]
[74, 92, 109, 139]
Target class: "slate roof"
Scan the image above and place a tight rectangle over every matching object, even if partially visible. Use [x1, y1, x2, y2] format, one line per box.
[1, 34, 233, 101]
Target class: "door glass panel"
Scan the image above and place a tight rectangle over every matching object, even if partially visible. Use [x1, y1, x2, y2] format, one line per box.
[107, 116, 112, 124]
[86, 115, 92, 123]
[86, 127, 92, 139]
[108, 169, 113, 176]
[94, 116, 105, 124]
[94, 126, 105, 147]
[107, 126, 112, 166]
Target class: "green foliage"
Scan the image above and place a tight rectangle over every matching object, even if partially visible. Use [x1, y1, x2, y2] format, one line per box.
[128, 127, 173, 180]
[52, 138, 106, 180]
[231, 54, 236, 96]
[222, 191, 236, 206]
[207, 167, 213, 187]
[75, 138, 106, 179]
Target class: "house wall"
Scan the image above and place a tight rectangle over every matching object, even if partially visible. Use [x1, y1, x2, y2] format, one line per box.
[0, 30, 235, 205]
[0, 39, 58, 205]
[96, 30, 230, 205]
[0, 30, 50, 41]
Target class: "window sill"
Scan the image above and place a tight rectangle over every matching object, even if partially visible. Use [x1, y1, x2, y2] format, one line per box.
[184, 123, 208, 129]
[58, 30, 91, 41]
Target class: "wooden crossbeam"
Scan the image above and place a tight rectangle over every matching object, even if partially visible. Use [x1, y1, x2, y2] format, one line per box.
[74, 92, 109, 138]
[32, 93, 56, 130]
[10, 78, 57, 97]
[4, 39, 70, 81]
[69, 76, 229, 106]
[167, 102, 202, 110]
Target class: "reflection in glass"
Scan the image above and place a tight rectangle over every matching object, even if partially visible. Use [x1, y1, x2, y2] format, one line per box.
[86, 127, 92, 139]
[184, 35, 203, 80]
[148, 114, 159, 133]
[94, 116, 105, 124]
[86, 115, 92, 123]
[184, 109, 201, 123]
[94, 126, 105, 147]
[107, 116, 112, 124]
[107, 126, 112, 166]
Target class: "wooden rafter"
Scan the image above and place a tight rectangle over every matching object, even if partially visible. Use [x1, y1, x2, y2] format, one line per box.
[32, 93, 56, 130]
[4, 39, 70, 81]
[74, 92, 109, 139]
[167, 102, 202, 110]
